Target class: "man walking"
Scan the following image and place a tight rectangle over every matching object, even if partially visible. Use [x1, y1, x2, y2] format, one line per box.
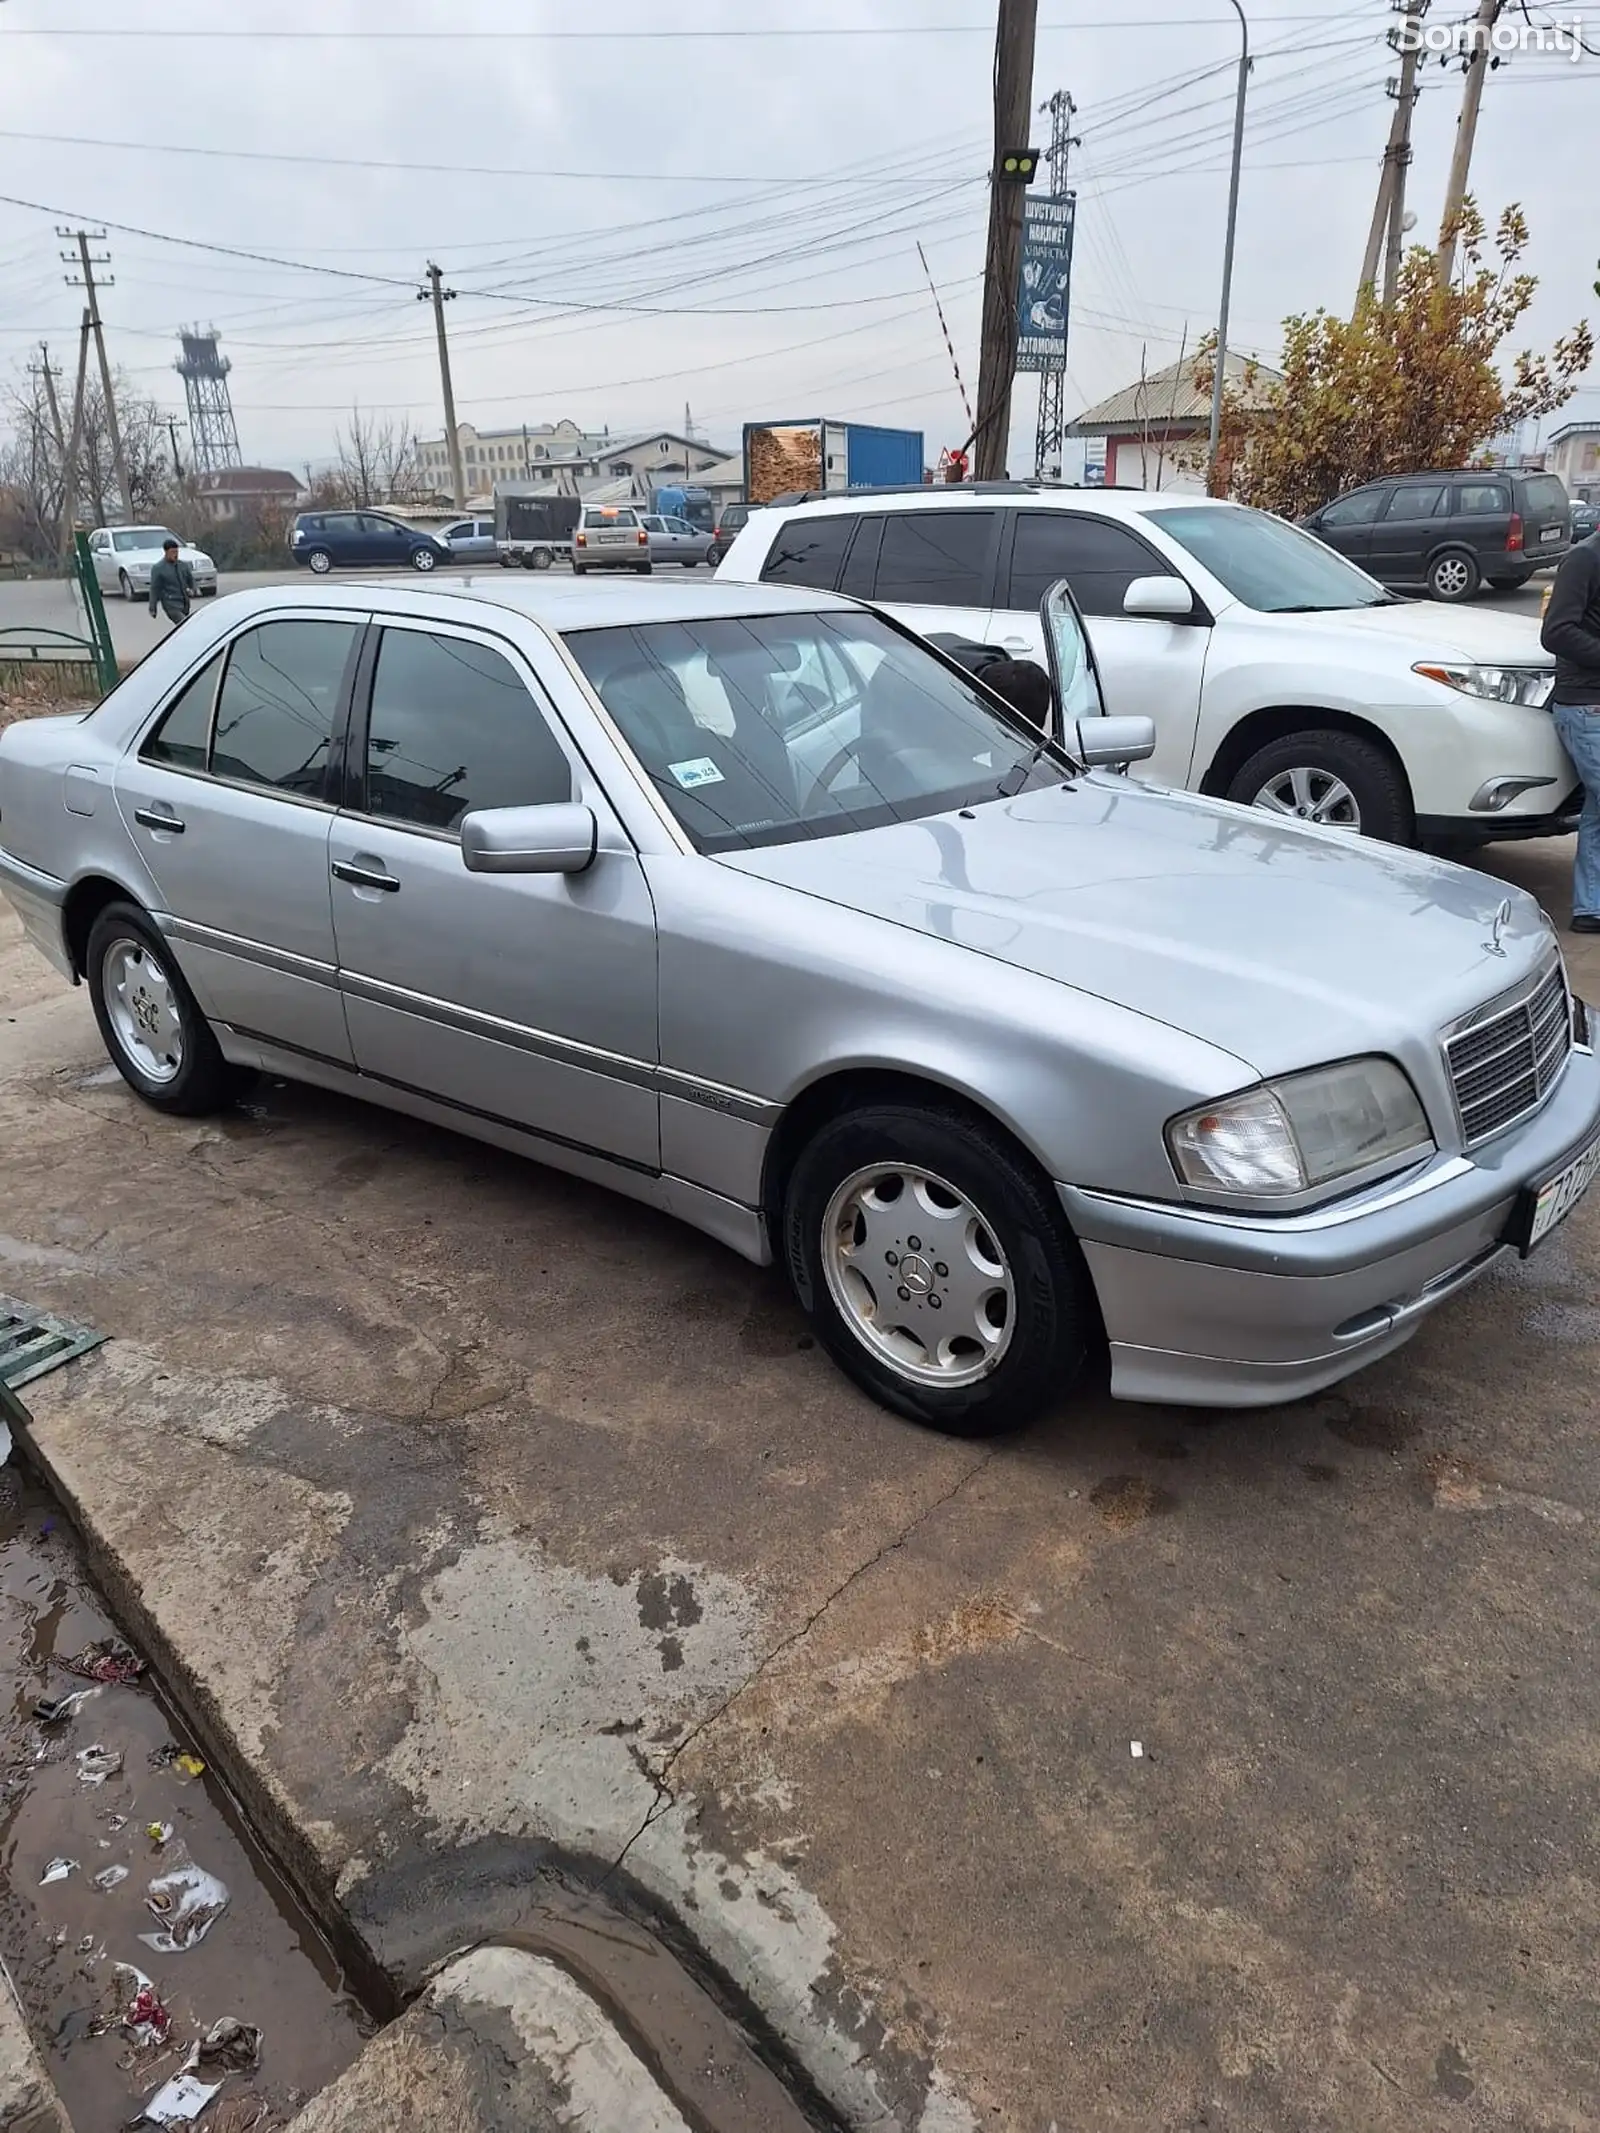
[147, 537, 194, 630]
[1542, 519, 1600, 934]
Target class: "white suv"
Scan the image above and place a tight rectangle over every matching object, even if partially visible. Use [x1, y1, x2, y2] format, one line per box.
[718, 484, 1576, 849]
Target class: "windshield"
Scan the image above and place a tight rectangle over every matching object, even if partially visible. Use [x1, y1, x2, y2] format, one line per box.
[1146, 505, 1394, 612]
[117, 529, 179, 552]
[564, 610, 1071, 854]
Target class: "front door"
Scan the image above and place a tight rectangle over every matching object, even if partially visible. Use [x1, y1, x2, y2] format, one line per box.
[327, 618, 660, 1171]
[986, 510, 1209, 789]
[1308, 486, 1384, 569]
[113, 614, 362, 1062]
[357, 514, 411, 566]
[1367, 479, 1448, 587]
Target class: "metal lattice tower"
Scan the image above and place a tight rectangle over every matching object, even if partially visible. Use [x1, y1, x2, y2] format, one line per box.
[1032, 90, 1079, 480]
[174, 327, 241, 472]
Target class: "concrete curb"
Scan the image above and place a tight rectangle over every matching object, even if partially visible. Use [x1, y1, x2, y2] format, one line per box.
[284, 1946, 692, 2133]
[0, 1962, 70, 2133]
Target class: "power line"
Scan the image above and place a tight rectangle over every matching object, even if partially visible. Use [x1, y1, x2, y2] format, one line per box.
[0, 12, 1403, 34]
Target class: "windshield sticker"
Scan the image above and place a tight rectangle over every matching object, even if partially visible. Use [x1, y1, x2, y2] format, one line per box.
[668, 757, 725, 790]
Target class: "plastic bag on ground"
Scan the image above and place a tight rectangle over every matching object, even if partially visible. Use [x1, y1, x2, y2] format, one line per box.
[140, 1862, 231, 1953]
[196, 2018, 262, 2074]
[131, 2071, 223, 2124]
[76, 1743, 124, 1784]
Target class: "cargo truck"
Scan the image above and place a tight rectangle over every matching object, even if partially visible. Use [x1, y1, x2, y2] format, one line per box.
[494, 491, 581, 569]
[649, 483, 715, 533]
[742, 419, 924, 505]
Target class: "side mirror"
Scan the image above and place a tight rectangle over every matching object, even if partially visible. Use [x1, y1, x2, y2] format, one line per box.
[460, 802, 597, 876]
[1072, 716, 1155, 770]
[1122, 575, 1195, 620]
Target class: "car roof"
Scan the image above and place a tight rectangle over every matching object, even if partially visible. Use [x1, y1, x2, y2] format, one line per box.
[212, 574, 860, 629]
[745, 485, 1243, 526]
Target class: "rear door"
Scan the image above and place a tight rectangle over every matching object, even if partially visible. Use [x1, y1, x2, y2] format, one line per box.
[866, 509, 999, 649]
[1366, 479, 1448, 586]
[986, 509, 1207, 787]
[113, 613, 363, 1063]
[328, 617, 659, 1168]
[1445, 477, 1512, 573]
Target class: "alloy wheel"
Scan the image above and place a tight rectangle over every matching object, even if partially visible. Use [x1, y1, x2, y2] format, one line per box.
[820, 1163, 1015, 1388]
[1252, 764, 1361, 830]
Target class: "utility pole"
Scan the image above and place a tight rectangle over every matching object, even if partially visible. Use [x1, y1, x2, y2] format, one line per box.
[167, 419, 185, 481]
[1032, 89, 1079, 480]
[1205, 0, 1250, 491]
[418, 263, 465, 509]
[28, 344, 66, 453]
[59, 309, 91, 563]
[1358, 0, 1427, 304]
[61, 228, 133, 522]
[1436, 0, 1503, 284]
[973, 0, 1040, 481]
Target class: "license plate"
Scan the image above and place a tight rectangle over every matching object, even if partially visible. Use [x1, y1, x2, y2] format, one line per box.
[1510, 1129, 1600, 1255]
[1540, 526, 1564, 544]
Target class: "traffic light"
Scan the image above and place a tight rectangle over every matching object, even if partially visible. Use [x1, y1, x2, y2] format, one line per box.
[997, 147, 1040, 184]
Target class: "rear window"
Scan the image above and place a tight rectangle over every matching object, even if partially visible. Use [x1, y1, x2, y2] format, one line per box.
[584, 508, 638, 528]
[1522, 476, 1569, 516]
[873, 511, 996, 606]
[759, 514, 853, 591]
[719, 507, 750, 531]
[296, 516, 325, 533]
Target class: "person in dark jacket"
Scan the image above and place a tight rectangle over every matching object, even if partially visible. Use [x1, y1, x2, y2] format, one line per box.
[147, 539, 194, 629]
[1541, 528, 1600, 934]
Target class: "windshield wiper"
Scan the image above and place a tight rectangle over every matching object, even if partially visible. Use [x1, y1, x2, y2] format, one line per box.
[996, 736, 1074, 797]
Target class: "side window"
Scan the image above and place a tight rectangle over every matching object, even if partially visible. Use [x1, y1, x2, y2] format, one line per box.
[1320, 488, 1385, 529]
[210, 620, 358, 799]
[359, 514, 401, 536]
[140, 652, 225, 773]
[872, 512, 995, 605]
[760, 514, 853, 591]
[838, 517, 881, 600]
[1382, 483, 1446, 520]
[1006, 513, 1175, 618]
[362, 629, 572, 834]
[1452, 482, 1509, 516]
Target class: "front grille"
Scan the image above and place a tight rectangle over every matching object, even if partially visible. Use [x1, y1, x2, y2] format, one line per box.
[1445, 959, 1573, 1146]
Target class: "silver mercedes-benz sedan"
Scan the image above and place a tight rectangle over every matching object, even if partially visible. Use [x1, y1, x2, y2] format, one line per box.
[3, 573, 1596, 1434]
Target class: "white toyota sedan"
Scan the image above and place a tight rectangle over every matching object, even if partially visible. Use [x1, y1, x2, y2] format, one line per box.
[88, 525, 218, 602]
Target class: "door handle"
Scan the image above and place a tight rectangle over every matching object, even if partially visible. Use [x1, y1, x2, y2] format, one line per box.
[1001, 636, 1032, 651]
[332, 858, 401, 893]
[134, 806, 185, 834]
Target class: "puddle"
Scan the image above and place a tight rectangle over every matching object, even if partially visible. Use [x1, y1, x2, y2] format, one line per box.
[0, 1459, 369, 2129]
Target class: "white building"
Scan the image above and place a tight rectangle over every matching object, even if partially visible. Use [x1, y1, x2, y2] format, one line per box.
[1548, 421, 1600, 503]
[417, 421, 729, 501]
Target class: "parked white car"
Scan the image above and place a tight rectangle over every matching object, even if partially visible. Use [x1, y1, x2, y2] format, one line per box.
[88, 526, 217, 602]
[718, 485, 1575, 850]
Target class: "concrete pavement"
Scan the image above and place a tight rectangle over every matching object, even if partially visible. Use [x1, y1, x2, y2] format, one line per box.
[2, 818, 1599, 2128]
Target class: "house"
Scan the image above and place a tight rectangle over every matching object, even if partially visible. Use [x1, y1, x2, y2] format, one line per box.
[1067, 352, 1283, 493]
[194, 466, 301, 524]
[1548, 421, 1600, 503]
[694, 452, 746, 508]
[418, 420, 729, 499]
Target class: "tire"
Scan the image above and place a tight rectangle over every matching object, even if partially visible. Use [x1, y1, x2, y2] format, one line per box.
[682, 558, 699, 569]
[85, 901, 228, 1117]
[572, 561, 587, 576]
[119, 571, 136, 602]
[306, 548, 333, 574]
[529, 547, 552, 571]
[1488, 573, 1531, 592]
[783, 1103, 1092, 1436]
[1227, 728, 1413, 845]
[409, 546, 438, 572]
[634, 562, 651, 575]
[1426, 548, 1480, 602]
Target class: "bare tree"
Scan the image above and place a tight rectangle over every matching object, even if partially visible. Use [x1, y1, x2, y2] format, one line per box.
[0, 358, 181, 561]
[321, 407, 430, 509]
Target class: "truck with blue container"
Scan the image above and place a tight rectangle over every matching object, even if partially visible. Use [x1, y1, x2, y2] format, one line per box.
[649, 483, 715, 533]
[743, 419, 925, 505]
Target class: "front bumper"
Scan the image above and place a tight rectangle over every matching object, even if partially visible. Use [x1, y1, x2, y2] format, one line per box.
[1060, 1029, 1600, 1408]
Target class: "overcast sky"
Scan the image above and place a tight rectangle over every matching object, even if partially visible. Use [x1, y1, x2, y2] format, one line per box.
[1, 0, 1595, 478]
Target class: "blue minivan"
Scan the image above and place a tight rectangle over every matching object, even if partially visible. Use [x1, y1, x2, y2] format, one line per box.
[290, 510, 449, 574]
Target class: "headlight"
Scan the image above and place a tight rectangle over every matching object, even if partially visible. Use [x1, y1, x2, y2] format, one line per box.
[1414, 662, 1554, 708]
[1167, 1058, 1433, 1197]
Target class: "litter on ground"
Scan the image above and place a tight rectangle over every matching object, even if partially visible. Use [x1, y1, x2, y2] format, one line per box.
[41, 1857, 75, 1884]
[131, 2071, 223, 2125]
[141, 1862, 231, 1953]
[63, 1638, 145, 1685]
[76, 1744, 125, 1784]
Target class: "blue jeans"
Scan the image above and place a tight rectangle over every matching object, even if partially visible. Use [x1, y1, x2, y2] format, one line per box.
[1553, 701, 1600, 921]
